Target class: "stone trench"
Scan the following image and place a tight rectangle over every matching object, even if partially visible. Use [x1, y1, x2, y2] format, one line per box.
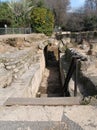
[0, 33, 97, 130]
[58, 32, 97, 102]
[37, 44, 63, 97]
[0, 34, 65, 102]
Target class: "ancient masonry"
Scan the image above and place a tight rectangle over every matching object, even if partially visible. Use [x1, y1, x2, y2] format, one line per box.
[0, 33, 97, 130]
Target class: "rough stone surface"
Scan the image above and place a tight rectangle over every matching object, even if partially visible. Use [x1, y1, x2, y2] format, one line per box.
[0, 68, 12, 88]
[0, 121, 68, 130]
[63, 105, 97, 130]
[0, 34, 47, 104]
[0, 105, 96, 130]
[0, 33, 97, 130]
[60, 47, 97, 97]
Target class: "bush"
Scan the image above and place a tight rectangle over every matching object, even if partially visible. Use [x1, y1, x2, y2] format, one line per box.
[30, 7, 54, 36]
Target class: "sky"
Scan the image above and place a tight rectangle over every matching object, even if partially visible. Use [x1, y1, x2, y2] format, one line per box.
[70, 0, 85, 9]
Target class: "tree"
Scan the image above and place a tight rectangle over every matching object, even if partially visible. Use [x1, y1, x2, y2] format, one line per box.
[44, 0, 70, 27]
[29, 0, 45, 7]
[30, 7, 54, 35]
[37, 0, 45, 7]
[29, 0, 70, 28]
[84, 0, 97, 15]
[65, 0, 97, 32]
[65, 12, 84, 32]
[0, 2, 12, 27]
[83, 0, 97, 31]
[84, 15, 97, 31]
[8, 0, 33, 27]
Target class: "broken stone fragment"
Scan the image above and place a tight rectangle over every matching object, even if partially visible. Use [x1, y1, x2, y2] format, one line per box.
[23, 42, 31, 47]
[14, 74, 18, 79]
[14, 68, 19, 73]
[5, 66, 12, 70]
[81, 96, 97, 105]
[5, 65, 16, 70]
[0, 68, 12, 88]
[59, 44, 67, 53]
[38, 43, 45, 50]
[0, 63, 4, 68]
[48, 38, 55, 45]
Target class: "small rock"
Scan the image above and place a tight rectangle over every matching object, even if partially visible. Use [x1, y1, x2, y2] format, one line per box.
[0, 68, 12, 88]
[38, 43, 45, 50]
[36, 92, 41, 97]
[14, 74, 18, 79]
[6, 66, 12, 70]
[0, 63, 4, 68]
[12, 65, 16, 69]
[14, 68, 19, 73]
[24, 42, 31, 47]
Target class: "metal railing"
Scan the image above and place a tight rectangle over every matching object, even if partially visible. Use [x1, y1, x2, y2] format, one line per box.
[0, 28, 32, 35]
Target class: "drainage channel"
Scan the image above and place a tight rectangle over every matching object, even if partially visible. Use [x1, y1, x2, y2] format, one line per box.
[37, 44, 63, 98]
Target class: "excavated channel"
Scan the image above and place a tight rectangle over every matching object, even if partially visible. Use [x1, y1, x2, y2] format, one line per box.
[37, 45, 63, 97]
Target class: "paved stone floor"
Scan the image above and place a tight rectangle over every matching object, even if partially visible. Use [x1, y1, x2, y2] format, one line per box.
[0, 105, 97, 130]
[0, 121, 68, 130]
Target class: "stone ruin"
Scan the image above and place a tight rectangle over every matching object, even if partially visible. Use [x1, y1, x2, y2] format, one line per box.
[0, 32, 96, 129]
[0, 34, 49, 105]
[58, 31, 97, 104]
[0, 32, 97, 104]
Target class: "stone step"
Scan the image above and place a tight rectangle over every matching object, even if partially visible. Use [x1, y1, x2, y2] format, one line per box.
[4, 97, 81, 106]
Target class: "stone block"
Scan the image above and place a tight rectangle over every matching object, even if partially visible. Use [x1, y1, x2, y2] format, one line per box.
[0, 68, 12, 88]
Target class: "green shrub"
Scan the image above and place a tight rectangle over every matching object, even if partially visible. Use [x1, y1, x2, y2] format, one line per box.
[30, 7, 54, 36]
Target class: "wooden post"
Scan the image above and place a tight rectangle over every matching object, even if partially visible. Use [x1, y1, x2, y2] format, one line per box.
[74, 59, 79, 96]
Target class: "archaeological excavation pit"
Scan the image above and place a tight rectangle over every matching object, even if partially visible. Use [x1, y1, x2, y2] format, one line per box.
[0, 33, 97, 130]
[0, 32, 97, 107]
[37, 44, 63, 97]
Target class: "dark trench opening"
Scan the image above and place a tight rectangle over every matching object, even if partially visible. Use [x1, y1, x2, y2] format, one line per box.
[38, 45, 63, 97]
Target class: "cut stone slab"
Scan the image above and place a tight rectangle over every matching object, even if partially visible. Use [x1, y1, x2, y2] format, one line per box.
[0, 106, 64, 121]
[0, 121, 68, 130]
[4, 97, 81, 106]
[0, 105, 96, 130]
[63, 105, 97, 130]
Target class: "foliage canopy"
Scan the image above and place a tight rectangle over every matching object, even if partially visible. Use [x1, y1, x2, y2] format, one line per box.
[0, 2, 12, 27]
[30, 7, 54, 35]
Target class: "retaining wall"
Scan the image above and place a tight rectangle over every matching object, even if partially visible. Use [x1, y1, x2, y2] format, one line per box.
[59, 48, 97, 97]
[0, 34, 47, 105]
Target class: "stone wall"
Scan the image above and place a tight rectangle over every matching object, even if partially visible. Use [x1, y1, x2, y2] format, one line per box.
[59, 47, 97, 97]
[0, 34, 48, 104]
